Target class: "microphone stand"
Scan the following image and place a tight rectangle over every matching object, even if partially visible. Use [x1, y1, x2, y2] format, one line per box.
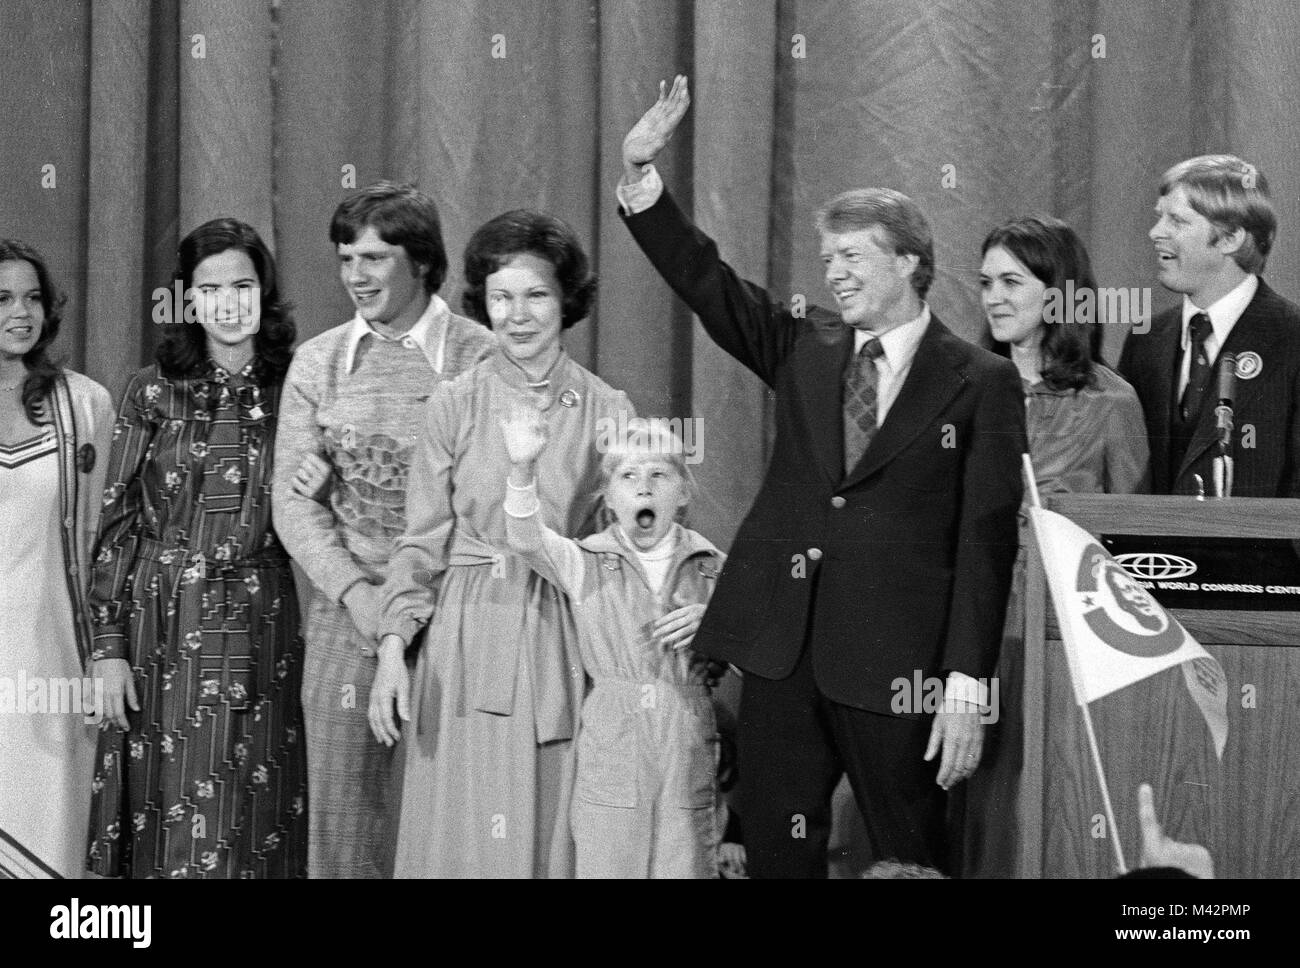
[1213, 353, 1236, 498]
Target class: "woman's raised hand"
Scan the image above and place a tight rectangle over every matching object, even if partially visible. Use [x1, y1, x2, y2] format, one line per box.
[622, 75, 691, 179]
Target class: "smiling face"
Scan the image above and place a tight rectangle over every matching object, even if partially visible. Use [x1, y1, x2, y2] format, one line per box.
[485, 252, 564, 372]
[979, 245, 1047, 349]
[192, 248, 261, 357]
[1149, 185, 1244, 306]
[0, 260, 45, 362]
[820, 226, 919, 332]
[337, 225, 429, 332]
[605, 453, 690, 551]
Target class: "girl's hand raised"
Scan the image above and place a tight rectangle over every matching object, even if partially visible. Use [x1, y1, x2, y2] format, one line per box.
[499, 399, 548, 468]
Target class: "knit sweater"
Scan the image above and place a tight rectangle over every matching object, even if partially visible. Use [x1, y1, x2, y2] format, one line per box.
[272, 309, 496, 603]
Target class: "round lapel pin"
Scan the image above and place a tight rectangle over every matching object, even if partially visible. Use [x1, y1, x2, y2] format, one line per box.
[1235, 351, 1262, 380]
[559, 388, 580, 408]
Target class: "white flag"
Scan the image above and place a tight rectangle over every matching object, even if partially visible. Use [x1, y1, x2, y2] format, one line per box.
[1029, 506, 1228, 758]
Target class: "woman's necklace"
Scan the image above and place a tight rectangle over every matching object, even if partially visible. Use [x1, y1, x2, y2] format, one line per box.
[211, 341, 254, 375]
[512, 349, 563, 403]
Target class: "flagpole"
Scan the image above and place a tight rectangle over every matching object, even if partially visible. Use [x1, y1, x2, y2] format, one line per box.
[1079, 699, 1128, 874]
[1021, 453, 1041, 508]
[1023, 454, 1128, 874]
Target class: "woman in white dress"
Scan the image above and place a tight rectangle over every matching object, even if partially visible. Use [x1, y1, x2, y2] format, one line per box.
[0, 239, 114, 877]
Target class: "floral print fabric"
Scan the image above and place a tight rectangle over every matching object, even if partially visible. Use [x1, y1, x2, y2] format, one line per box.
[86, 363, 307, 878]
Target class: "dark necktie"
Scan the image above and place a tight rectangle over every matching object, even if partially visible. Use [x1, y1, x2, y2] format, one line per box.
[843, 336, 885, 474]
[1178, 312, 1214, 424]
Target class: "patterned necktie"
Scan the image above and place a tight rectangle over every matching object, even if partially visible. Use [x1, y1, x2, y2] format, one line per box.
[1178, 312, 1214, 424]
[843, 336, 885, 474]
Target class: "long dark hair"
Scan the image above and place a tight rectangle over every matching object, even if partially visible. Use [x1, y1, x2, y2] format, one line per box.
[981, 215, 1098, 392]
[156, 218, 295, 385]
[461, 210, 597, 329]
[0, 239, 66, 423]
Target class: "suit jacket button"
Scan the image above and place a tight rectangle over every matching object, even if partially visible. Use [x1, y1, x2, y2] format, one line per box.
[830, 496, 846, 509]
[808, 547, 823, 561]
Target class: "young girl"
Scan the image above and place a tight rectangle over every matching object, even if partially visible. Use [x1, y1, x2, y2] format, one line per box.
[501, 408, 724, 878]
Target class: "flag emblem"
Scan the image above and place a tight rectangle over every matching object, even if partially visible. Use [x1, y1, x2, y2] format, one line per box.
[1077, 544, 1185, 657]
[1030, 507, 1228, 758]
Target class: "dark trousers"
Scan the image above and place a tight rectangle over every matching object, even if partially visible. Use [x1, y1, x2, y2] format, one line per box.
[737, 643, 949, 878]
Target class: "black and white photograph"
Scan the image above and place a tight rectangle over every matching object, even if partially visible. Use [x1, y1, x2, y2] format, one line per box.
[0, 0, 1292, 946]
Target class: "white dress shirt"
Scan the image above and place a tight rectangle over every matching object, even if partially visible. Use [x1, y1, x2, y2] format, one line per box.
[343, 292, 455, 375]
[1178, 274, 1257, 397]
[853, 310, 930, 427]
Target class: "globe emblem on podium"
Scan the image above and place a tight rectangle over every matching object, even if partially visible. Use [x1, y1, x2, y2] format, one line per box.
[1112, 552, 1198, 580]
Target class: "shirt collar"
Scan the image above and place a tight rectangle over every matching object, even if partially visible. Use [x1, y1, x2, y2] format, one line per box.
[579, 522, 722, 563]
[1180, 274, 1257, 349]
[486, 346, 580, 411]
[343, 293, 451, 374]
[853, 304, 931, 370]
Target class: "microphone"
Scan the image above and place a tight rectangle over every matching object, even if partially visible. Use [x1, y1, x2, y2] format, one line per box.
[1214, 352, 1237, 444]
[1213, 353, 1236, 498]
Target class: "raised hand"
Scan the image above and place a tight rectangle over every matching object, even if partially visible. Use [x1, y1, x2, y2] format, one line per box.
[622, 75, 691, 180]
[499, 398, 548, 467]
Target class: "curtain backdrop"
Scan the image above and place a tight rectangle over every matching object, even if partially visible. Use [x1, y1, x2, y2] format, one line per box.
[4, 0, 1300, 548]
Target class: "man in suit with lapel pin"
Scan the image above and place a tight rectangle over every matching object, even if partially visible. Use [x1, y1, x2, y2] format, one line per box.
[616, 77, 1025, 876]
[1120, 154, 1300, 498]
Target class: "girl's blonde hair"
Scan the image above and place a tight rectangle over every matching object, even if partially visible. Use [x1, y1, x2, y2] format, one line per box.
[595, 417, 696, 527]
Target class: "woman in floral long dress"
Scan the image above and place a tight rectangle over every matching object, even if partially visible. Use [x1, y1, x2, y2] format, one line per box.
[87, 219, 307, 878]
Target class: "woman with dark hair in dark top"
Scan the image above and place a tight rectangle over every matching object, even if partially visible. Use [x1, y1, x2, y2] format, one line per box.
[980, 215, 1148, 495]
[87, 218, 308, 878]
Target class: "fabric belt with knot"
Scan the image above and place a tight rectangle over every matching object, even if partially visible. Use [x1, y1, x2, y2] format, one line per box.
[414, 530, 578, 745]
[135, 536, 289, 712]
[136, 535, 289, 575]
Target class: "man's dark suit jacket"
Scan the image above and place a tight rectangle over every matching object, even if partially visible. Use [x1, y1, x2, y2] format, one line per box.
[1118, 279, 1300, 497]
[623, 190, 1026, 715]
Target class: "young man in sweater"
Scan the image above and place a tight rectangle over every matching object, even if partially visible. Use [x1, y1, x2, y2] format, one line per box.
[272, 182, 495, 877]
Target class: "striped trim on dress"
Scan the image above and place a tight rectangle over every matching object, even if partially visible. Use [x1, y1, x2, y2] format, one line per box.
[0, 429, 56, 470]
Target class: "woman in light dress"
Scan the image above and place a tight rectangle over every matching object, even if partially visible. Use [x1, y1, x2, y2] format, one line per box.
[0, 239, 114, 878]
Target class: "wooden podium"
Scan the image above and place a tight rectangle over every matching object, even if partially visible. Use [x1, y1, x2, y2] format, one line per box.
[966, 494, 1300, 878]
